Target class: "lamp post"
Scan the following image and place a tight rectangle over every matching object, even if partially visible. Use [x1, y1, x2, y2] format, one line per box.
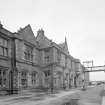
[82, 71, 86, 90]
[63, 67, 65, 89]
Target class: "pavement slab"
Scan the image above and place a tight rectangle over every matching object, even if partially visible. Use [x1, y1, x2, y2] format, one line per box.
[0, 86, 103, 105]
[0, 89, 80, 105]
[78, 85, 103, 105]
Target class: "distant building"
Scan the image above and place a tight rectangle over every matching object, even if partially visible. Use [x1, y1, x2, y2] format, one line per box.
[0, 23, 89, 93]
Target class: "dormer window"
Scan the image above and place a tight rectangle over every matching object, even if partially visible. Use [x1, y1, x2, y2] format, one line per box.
[24, 44, 33, 61]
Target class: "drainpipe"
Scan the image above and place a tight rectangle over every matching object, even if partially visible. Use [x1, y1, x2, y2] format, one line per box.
[70, 60, 72, 88]
[10, 37, 16, 94]
[62, 67, 64, 89]
[69, 69, 71, 88]
[51, 64, 54, 93]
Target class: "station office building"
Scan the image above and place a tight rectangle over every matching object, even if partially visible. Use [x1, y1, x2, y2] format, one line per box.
[0, 23, 89, 92]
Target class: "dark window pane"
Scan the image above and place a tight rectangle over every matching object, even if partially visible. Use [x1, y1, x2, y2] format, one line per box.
[4, 40, 8, 47]
[0, 47, 3, 55]
[0, 37, 8, 57]
[4, 48, 8, 56]
[24, 44, 33, 61]
[0, 38, 3, 46]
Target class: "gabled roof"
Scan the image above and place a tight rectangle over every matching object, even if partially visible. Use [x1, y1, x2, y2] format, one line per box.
[36, 29, 70, 55]
[0, 23, 13, 38]
[58, 37, 69, 55]
[17, 24, 37, 45]
[36, 29, 52, 48]
[59, 42, 65, 49]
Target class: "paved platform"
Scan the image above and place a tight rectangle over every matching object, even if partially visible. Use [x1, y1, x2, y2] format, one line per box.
[101, 84, 105, 105]
[0, 89, 80, 105]
[78, 85, 103, 105]
[0, 86, 101, 105]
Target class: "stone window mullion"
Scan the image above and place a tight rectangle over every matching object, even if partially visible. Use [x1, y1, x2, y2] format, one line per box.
[0, 37, 8, 57]
[24, 44, 33, 61]
[1, 71, 3, 87]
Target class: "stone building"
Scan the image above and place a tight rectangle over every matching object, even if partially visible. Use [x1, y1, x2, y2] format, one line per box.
[0, 23, 14, 91]
[0, 23, 89, 93]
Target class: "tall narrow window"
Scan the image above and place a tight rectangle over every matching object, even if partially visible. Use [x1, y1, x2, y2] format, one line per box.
[57, 50, 61, 63]
[31, 71, 36, 85]
[0, 37, 8, 56]
[44, 49, 50, 64]
[24, 44, 33, 61]
[21, 71, 27, 88]
[0, 70, 7, 88]
[65, 56, 67, 67]
[44, 70, 50, 88]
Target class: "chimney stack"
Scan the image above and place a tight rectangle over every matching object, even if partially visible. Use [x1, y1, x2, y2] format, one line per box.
[37, 28, 44, 36]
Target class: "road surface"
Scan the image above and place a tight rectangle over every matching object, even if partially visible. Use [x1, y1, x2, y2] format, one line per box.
[0, 85, 103, 105]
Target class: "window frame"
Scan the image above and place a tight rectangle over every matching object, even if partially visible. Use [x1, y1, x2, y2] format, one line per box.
[45, 56, 50, 64]
[31, 71, 37, 85]
[44, 49, 50, 64]
[21, 71, 27, 88]
[24, 43, 33, 62]
[0, 70, 7, 88]
[44, 70, 50, 77]
[57, 50, 61, 63]
[0, 37, 8, 57]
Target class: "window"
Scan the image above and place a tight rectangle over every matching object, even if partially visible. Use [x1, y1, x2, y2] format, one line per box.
[44, 70, 50, 87]
[45, 56, 50, 63]
[24, 44, 33, 61]
[0, 70, 7, 87]
[31, 71, 36, 85]
[54, 78, 56, 85]
[44, 49, 50, 64]
[57, 50, 61, 63]
[0, 37, 8, 56]
[21, 71, 27, 88]
[44, 70, 50, 77]
[65, 56, 67, 67]
[66, 73, 68, 78]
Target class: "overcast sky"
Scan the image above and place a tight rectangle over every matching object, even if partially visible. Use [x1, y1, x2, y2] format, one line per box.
[0, 0, 105, 81]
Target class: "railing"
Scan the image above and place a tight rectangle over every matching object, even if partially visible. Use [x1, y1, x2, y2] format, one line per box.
[84, 66, 105, 72]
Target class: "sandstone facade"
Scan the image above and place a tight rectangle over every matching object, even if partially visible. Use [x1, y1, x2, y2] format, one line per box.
[0, 23, 89, 92]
